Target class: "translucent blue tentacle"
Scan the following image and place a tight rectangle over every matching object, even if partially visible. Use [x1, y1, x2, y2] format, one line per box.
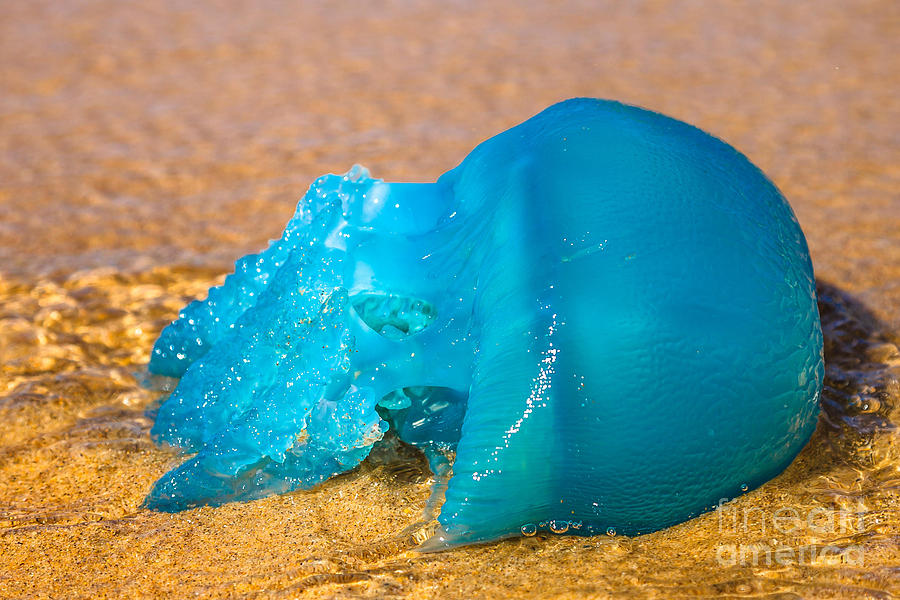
[149, 168, 376, 377]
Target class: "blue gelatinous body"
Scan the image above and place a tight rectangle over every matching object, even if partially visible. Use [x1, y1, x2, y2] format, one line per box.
[146, 98, 823, 548]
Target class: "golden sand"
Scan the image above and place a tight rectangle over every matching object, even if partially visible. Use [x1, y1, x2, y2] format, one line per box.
[1, 1, 898, 597]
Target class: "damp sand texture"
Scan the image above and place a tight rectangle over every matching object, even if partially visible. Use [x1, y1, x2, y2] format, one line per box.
[1, 1, 899, 599]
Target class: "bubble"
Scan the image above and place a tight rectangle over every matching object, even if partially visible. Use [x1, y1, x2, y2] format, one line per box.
[520, 523, 537, 537]
[549, 520, 569, 534]
[740, 483, 749, 492]
[606, 526, 617, 537]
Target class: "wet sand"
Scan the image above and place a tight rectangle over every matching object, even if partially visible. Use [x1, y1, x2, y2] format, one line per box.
[1, 1, 899, 598]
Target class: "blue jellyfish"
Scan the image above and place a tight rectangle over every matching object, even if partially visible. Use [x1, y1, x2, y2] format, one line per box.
[145, 98, 823, 548]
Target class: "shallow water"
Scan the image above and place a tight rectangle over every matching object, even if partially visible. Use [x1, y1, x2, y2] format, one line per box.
[1, 0, 898, 597]
[1, 271, 898, 598]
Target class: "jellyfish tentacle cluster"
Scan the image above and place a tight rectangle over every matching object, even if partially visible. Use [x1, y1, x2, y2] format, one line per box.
[146, 98, 823, 548]
[148, 168, 474, 507]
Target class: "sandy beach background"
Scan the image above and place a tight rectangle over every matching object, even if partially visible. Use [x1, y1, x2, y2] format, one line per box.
[1, 1, 898, 597]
